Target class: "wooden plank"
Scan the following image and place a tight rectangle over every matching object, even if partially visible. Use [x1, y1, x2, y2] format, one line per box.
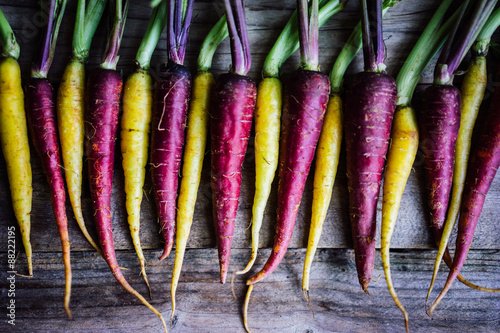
[2, 249, 500, 332]
[0, 0, 499, 253]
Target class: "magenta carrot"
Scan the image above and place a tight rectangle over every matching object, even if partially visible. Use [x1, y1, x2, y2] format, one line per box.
[211, 0, 256, 284]
[247, 0, 330, 286]
[426, 0, 500, 314]
[151, 0, 194, 261]
[84, 1, 166, 330]
[429, 64, 500, 314]
[25, 0, 71, 317]
[343, 0, 397, 293]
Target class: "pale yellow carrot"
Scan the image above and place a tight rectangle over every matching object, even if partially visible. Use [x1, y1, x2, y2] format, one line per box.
[302, 92, 343, 294]
[57, 58, 103, 257]
[121, 69, 153, 294]
[171, 71, 214, 319]
[0, 57, 32, 276]
[236, 77, 281, 275]
[381, 105, 419, 333]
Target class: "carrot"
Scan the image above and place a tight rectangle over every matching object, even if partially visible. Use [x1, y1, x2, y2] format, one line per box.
[84, 1, 166, 330]
[121, 0, 167, 296]
[236, 0, 345, 277]
[302, 0, 399, 299]
[25, 0, 71, 317]
[429, 63, 500, 315]
[426, 2, 500, 314]
[428, 7, 500, 299]
[247, 0, 330, 287]
[151, 0, 194, 261]
[344, 0, 397, 293]
[210, 0, 256, 284]
[244, 1, 330, 329]
[57, 0, 106, 257]
[378, 1, 461, 328]
[0, 10, 32, 276]
[171, 14, 225, 319]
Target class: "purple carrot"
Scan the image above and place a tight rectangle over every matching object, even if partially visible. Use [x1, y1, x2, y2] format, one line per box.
[84, 1, 167, 330]
[211, 0, 255, 283]
[25, 0, 71, 317]
[247, 0, 330, 285]
[429, 64, 500, 315]
[151, 0, 194, 260]
[343, 0, 397, 293]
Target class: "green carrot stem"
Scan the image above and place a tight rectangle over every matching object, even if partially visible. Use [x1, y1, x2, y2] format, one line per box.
[263, 0, 344, 78]
[72, 0, 107, 62]
[472, 7, 500, 56]
[0, 9, 19, 59]
[135, 0, 168, 69]
[197, 15, 228, 71]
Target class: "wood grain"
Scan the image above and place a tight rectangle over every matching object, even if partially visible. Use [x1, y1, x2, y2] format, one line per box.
[0, 0, 499, 332]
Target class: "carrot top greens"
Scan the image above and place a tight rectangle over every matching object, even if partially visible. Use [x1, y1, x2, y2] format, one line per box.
[396, 0, 463, 106]
[329, 0, 401, 93]
[263, 0, 344, 78]
[434, 0, 497, 85]
[197, 15, 228, 71]
[167, 0, 194, 64]
[135, 0, 168, 69]
[360, 0, 385, 72]
[0, 9, 19, 59]
[473, 7, 500, 56]
[72, 0, 107, 63]
[298, 0, 320, 70]
[224, 0, 251, 75]
[31, 0, 67, 78]
[101, 0, 129, 70]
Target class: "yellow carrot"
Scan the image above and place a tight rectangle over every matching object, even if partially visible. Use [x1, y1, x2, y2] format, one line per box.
[171, 14, 227, 319]
[120, 2, 167, 294]
[121, 69, 153, 294]
[235, 77, 281, 275]
[57, 58, 103, 257]
[57, 0, 106, 256]
[302, 92, 342, 295]
[171, 70, 214, 318]
[0, 57, 32, 276]
[381, 105, 419, 332]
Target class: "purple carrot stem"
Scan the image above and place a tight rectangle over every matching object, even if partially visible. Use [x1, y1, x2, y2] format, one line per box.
[177, 0, 194, 63]
[101, 0, 129, 70]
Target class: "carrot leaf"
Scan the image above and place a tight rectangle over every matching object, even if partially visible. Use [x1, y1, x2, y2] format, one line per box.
[473, 7, 500, 56]
[224, 0, 251, 75]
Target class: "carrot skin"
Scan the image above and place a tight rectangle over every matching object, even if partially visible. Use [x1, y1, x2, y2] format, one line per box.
[247, 69, 330, 285]
[25, 78, 72, 317]
[419, 85, 460, 244]
[344, 71, 397, 292]
[211, 72, 256, 284]
[150, 62, 192, 261]
[430, 76, 500, 313]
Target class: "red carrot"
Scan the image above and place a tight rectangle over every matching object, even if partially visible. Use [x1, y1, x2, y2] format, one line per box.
[84, 1, 166, 330]
[343, 0, 397, 293]
[25, 0, 71, 317]
[428, 64, 500, 315]
[211, 0, 256, 284]
[246, 0, 330, 286]
[151, 0, 194, 261]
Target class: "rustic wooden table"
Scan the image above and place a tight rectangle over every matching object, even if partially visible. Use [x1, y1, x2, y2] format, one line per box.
[0, 0, 499, 332]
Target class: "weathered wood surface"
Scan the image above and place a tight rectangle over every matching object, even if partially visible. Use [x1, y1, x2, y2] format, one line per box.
[2, 249, 500, 332]
[0, 0, 499, 332]
[0, 0, 499, 253]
